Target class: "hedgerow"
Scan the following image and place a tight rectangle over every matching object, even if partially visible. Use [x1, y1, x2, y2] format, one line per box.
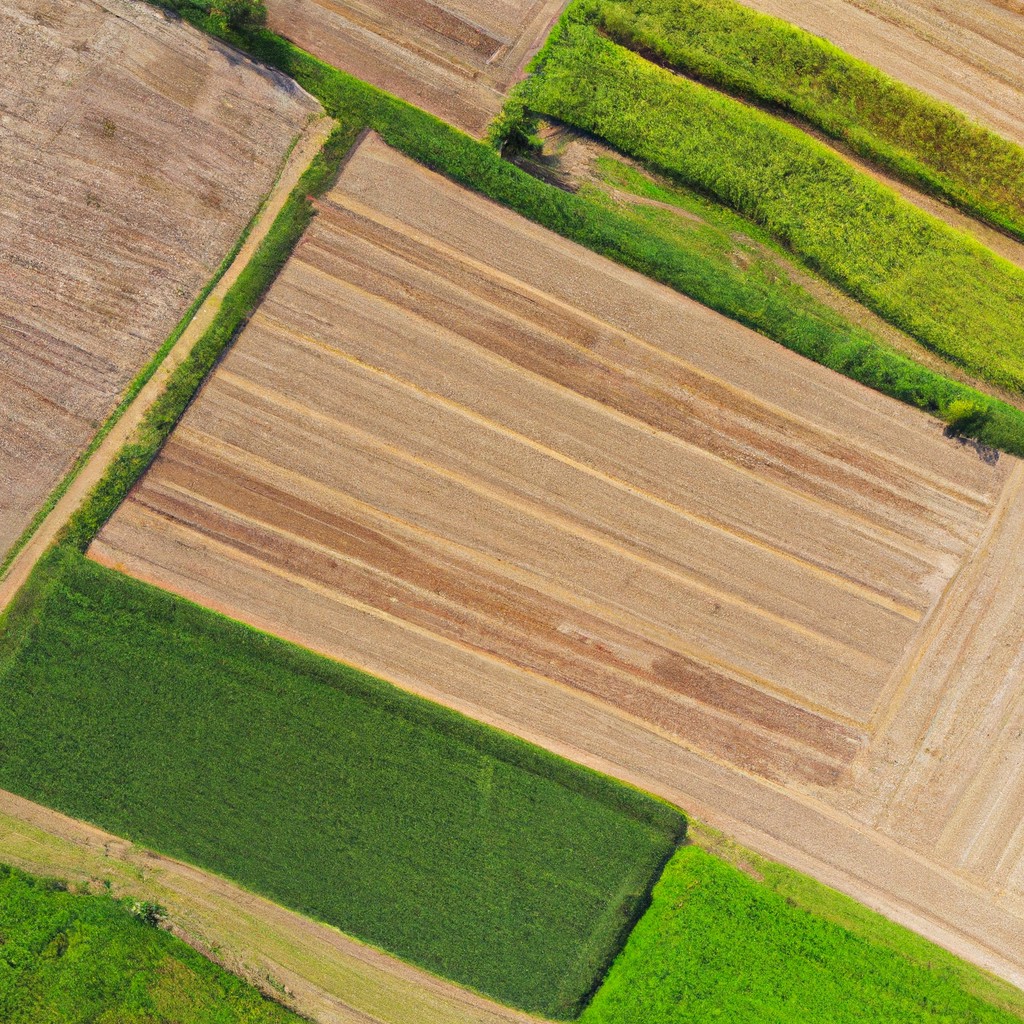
[516, 12, 1024, 396]
[0, 550, 683, 1018]
[581, 846, 1024, 1023]
[592, 0, 1024, 242]
[0, 863, 300, 1023]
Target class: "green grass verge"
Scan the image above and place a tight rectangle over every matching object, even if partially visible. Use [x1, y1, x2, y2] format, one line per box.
[0, 863, 300, 1023]
[581, 845, 1024, 1024]
[516, 8, 1024, 396]
[592, 0, 1024, 242]
[0, 550, 684, 1018]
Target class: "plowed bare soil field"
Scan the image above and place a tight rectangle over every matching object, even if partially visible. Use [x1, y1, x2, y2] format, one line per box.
[735, 0, 1024, 145]
[265, 0, 569, 135]
[0, 0, 317, 561]
[93, 133, 1024, 986]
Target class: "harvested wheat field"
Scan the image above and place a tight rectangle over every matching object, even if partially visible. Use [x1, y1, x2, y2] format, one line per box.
[265, 0, 568, 135]
[93, 133, 1024, 985]
[735, 0, 1024, 145]
[0, 0, 318, 561]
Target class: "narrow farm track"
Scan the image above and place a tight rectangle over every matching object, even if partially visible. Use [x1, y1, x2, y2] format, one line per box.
[734, 0, 1024, 145]
[0, 0, 319, 560]
[265, 0, 569, 136]
[0, 790, 537, 1024]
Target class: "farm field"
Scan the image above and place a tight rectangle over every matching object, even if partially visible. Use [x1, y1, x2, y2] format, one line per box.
[0, 862, 301, 1024]
[0, 789, 538, 1024]
[734, 0, 1024, 147]
[520, 18, 1024, 393]
[581, 847, 1024, 1024]
[592, 0, 1024, 242]
[0, 547, 682, 1019]
[0, 0, 317, 563]
[265, 0, 568, 135]
[92, 132, 1024, 985]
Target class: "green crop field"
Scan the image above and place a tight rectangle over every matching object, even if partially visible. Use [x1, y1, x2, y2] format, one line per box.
[0, 549, 683, 1019]
[581, 845, 1024, 1024]
[0, 863, 300, 1023]
[517, 9, 1024, 395]
[592, 0, 1024, 242]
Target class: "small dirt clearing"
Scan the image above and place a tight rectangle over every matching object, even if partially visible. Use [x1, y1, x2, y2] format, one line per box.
[93, 133, 1024, 988]
[265, 0, 569, 135]
[0, 0, 318, 561]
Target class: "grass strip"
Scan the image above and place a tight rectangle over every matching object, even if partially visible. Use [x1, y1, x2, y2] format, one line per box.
[0, 549, 684, 1018]
[592, 0, 1024, 242]
[581, 845, 1024, 1024]
[516, 9, 1024, 395]
[0, 863, 302, 1023]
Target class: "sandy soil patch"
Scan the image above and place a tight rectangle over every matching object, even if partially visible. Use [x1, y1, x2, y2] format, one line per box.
[92, 133, 1024, 989]
[0, 0, 318, 561]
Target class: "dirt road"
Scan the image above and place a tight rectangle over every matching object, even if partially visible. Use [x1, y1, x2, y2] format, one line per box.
[0, 789, 536, 1024]
[734, 0, 1024, 145]
[92, 133, 1024, 988]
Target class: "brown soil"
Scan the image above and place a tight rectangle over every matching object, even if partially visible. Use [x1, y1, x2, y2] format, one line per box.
[91, 133, 1024, 989]
[0, 790, 535, 1024]
[0, 112, 335, 612]
[0, 0, 319, 562]
[735, 0, 1024, 145]
[265, 0, 570, 136]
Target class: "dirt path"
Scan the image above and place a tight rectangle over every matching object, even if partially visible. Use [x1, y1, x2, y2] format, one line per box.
[0, 112, 334, 617]
[0, 789, 536, 1024]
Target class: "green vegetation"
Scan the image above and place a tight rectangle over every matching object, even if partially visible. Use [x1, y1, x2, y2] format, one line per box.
[581, 845, 1024, 1024]
[593, 0, 1024, 241]
[0, 863, 299, 1023]
[516, 10, 1024, 395]
[0, 549, 683, 1018]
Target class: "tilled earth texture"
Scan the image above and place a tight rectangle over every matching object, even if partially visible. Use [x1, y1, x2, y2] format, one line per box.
[735, 0, 1024, 145]
[94, 132, 1024, 988]
[0, 0, 318, 559]
[265, 0, 570, 136]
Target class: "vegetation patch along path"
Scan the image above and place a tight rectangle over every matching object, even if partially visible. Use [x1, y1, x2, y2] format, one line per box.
[0, 0, 318, 562]
[0, 548, 682, 1020]
[517, 12, 1024, 394]
[87, 132, 1024, 987]
[0, 863, 301, 1024]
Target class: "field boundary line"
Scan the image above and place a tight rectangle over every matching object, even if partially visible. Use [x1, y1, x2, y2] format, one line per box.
[0, 113, 335, 618]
